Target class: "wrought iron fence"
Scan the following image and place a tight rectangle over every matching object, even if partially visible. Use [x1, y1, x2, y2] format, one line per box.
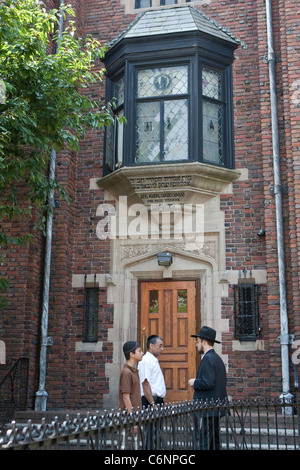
[0, 357, 29, 430]
[0, 398, 299, 450]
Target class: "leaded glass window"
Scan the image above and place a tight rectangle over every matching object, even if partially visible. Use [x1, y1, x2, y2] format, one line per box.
[104, 38, 235, 172]
[138, 66, 188, 97]
[202, 68, 224, 165]
[114, 76, 125, 107]
[106, 77, 124, 170]
[136, 65, 189, 163]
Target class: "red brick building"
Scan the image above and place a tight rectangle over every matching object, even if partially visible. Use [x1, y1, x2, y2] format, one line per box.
[1, 0, 300, 411]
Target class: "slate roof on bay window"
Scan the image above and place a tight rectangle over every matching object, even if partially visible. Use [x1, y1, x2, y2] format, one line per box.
[109, 6, 244, 49]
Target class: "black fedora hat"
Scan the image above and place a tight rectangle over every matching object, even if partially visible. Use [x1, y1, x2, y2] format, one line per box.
[191, 326, 221, 344]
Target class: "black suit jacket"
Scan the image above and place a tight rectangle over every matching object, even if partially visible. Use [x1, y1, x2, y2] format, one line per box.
[193, 349, 227, 414]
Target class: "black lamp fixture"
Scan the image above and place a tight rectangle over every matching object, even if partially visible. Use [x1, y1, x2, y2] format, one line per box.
[157, 252, 173, 266]
[257, 228, 265, 237]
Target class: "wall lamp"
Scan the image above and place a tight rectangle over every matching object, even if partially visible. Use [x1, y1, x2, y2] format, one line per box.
[157, 252, 173, 266]
[257, 228, 265, 237]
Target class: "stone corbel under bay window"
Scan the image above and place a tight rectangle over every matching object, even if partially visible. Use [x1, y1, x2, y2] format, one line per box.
[97, 162, 241, 206]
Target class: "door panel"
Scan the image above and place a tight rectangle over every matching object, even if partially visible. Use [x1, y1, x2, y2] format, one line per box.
[139, 280, 198, 403]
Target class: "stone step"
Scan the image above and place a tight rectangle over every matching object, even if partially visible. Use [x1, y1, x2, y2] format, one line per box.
[220, 425, 299, 449]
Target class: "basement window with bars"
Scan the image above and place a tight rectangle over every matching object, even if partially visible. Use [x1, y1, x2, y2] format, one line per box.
[233, 270, 260, 341]
[84, 275, 99, 342]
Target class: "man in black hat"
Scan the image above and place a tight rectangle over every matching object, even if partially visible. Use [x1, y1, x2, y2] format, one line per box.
[188, 326, 227, 450]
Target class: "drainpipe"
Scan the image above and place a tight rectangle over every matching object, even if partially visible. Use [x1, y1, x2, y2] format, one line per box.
[35, 1, 65, 412]
[265, 0, 293, 404]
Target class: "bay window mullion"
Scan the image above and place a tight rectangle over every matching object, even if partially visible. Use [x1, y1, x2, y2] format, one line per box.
[160, 100, 164, 161]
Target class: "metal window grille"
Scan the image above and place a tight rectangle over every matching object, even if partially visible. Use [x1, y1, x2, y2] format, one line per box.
[234, 269, 260, 341]
[84, 275, 99, 342]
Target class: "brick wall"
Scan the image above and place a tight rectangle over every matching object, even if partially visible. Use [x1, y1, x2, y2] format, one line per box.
[1, 0, 299, 409]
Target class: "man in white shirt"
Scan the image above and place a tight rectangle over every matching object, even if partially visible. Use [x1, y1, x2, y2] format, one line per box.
[138, 335, 166, 407]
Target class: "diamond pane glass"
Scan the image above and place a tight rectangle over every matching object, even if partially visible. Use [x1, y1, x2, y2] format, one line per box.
[105, 123, 115, 170]
[113, 77, 125, 107]
[164, 99, 188, 161]
[138, 66, 188, 98]
[136, 101, 160, 163]
[203, 100, 223, 164]
[116, 109, 124, 167]
[202, 68, 221, 100]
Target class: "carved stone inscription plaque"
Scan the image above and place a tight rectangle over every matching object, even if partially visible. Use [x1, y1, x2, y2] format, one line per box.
[129, 175, 192, 203]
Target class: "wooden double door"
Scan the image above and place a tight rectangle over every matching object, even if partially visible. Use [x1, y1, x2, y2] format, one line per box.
[139, 280, 199, 403]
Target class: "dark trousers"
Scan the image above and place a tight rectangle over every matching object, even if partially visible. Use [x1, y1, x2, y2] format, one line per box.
[142, 396, 164, 407]
[142, 396, 164, 449]
[195, 415, 221, 450]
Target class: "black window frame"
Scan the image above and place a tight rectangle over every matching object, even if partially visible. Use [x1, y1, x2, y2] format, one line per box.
[105, 72, 125, 172]
[133, 60, 191, 165]
[202, 64, 226, 166]
[103, 32, 236, 174]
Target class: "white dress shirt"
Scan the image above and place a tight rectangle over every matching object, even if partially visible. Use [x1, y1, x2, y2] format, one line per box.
[138, 351, 166, 398]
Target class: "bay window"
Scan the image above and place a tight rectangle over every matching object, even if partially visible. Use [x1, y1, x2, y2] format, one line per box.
[103, 7, 237, 174]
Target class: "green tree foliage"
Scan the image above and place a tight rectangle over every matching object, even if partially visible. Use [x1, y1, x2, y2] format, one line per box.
[0, 0, 117, 301]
